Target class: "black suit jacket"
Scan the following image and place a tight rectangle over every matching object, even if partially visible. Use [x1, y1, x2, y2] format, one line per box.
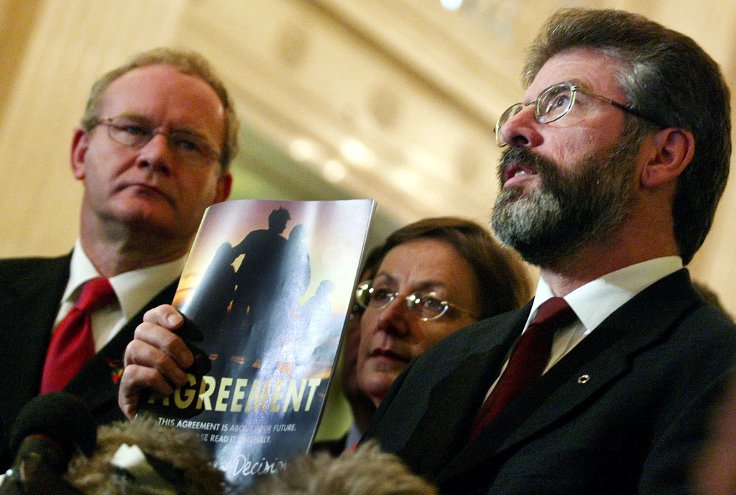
[363, 269, 736, 495]
[0, 254, 178, 468]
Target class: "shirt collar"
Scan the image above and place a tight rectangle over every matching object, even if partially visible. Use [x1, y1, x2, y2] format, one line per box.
[68, 239, 186, 319]
[530, 256, 683, 332]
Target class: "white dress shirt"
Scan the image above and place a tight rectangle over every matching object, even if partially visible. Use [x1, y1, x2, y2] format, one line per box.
[534, 256, 683, 371]
[53, 240, 186, 351]
[484, 256, 683, 398]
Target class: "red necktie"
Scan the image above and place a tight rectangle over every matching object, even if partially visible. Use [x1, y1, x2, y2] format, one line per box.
[470, 297, 575, 438]
[40, 277, 116, 394]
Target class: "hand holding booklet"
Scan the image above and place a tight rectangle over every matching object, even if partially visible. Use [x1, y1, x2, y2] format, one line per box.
[140, 198, 375, 489]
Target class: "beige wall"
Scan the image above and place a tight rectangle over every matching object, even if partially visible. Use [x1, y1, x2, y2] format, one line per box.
[0, 0, 186, 256]
[1, 0, 734, 314]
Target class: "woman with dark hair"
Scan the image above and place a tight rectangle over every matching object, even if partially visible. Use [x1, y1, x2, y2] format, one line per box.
[355, 217, 531, 407]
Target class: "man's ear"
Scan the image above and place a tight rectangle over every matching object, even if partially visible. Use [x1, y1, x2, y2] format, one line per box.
[70, 128, 89, 180]
[213, 171, 233, 204]
[640, 128, 695, 189]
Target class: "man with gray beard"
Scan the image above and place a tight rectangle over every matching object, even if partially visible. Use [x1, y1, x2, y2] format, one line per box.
[362, 8, 736, 495]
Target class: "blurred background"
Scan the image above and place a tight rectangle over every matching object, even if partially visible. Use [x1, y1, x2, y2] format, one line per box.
[1, 0, 735, 314]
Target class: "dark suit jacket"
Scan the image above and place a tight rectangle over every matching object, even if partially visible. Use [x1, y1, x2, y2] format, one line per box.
[363, 269, 736, 495]
[0, 254, 178, 468]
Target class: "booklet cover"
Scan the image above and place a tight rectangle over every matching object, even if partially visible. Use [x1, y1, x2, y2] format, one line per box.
[141, 198, 375, 488]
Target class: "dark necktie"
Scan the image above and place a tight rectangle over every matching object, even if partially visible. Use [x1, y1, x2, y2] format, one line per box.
[40, 277, 116, 394]
[470, 297, 575, 438]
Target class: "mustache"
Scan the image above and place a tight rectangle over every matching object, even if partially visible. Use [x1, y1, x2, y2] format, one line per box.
[498, 147, 559, 184]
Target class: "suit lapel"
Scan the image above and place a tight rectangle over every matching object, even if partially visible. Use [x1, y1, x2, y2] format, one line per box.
[0, 255, 70, 418]
[437, 269, 701, 486]
[65, 280, 179, 419]
[392, 307, 530, 476]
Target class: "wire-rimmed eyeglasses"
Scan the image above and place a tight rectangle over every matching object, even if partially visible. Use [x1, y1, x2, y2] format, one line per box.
[355, 280, 478, 321]
[494, 81, 665, 147]
[93, 116, 220, 166]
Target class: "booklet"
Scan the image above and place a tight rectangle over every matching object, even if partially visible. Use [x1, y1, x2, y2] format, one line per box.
[141, 198, 375, 488]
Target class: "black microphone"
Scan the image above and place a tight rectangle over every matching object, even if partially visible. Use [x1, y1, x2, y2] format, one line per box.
[1, 393, 96, 495]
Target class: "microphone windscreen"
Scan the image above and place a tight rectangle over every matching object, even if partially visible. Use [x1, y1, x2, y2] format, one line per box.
[9, 393, 97, 459]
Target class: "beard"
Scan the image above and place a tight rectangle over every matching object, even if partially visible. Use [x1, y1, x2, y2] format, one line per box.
[491, 136, 642, 267]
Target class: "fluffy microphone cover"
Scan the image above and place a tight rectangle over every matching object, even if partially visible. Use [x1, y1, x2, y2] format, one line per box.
[66, 415, 224, 495]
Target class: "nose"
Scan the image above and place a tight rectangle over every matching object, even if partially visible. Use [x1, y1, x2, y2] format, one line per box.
[135, 132, 174, 176]
[498, 105, 542, 148]
[375, 296, 410, 337]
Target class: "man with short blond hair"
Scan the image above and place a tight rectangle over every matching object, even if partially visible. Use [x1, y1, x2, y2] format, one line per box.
[0, 47, 238, 469]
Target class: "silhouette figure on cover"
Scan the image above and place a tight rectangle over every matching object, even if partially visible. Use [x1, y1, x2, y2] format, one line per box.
[227, 207, 291, 336]
[182, 241, 236, 344]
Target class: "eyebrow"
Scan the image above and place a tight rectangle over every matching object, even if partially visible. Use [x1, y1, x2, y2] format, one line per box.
[566, 79, 601, 99]
[113, 113, 153, 125]
[565, 78, 588, 88]
[372, 273, 397, 287]
[373, 272, 450, 294]
[113, 113, 212, 140]
[526, 78, 588, 100]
